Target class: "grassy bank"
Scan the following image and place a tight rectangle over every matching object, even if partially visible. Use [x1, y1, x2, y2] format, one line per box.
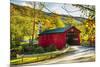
[11, 47, 70, 65]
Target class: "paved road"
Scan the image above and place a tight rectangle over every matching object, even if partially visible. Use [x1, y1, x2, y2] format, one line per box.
[12, 46, 95, 67]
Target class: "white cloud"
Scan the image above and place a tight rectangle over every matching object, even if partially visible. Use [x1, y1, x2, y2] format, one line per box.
[21, 2, 33, 8]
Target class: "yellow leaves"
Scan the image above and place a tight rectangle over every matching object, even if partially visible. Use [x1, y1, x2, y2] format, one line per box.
[37, 18, 65, 32]
[41, 19, 56, 31]
[41, 26, 47, 31]
[49, 24, 56, 29]
[85, 23, 88, 27]
[83, 35, 89, 41]
[93, 24, 95, 28]
[65, 17, 72, 23]
[91, 36, 95, 41]
[88, 16, 93, 20]
[90, 35, 95, 41]
[81, 18, 95, 42]
[55, 19, 65, 28]
[44, 20, 53, 28]
[40, 18, 65, 31]
[35, 25, 39, 31]
[24, 36, 31, 41]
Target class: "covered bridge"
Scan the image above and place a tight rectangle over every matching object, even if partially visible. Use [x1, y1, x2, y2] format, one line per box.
[39, 26, 81, 50]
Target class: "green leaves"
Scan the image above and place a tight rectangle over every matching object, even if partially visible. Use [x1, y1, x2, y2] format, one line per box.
[10, 3, 95, 47]
[55, 18, 65, 28]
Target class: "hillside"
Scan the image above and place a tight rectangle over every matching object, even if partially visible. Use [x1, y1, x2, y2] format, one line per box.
[10, 3, 86, 22]
[10, 3, 95, 48]
[11, 3, 94, 39]
[10, 3, 86, 39]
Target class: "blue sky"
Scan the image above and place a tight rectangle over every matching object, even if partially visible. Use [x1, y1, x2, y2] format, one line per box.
[10, 0, 87, 18]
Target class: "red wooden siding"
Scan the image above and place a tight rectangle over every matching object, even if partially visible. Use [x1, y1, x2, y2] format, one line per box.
[52, 32, 66, 49]
[67, 26, 80, 33]
[39, 26, 81, 49]
[66, 27, 80, 45]
[39, 32, 66, 49]
[39, 34, 53, 47]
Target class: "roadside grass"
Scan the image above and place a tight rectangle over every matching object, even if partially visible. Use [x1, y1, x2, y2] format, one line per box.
[11, 47, 70, 65]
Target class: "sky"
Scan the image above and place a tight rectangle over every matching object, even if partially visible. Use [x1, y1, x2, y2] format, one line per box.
[10, 0, 87, 18]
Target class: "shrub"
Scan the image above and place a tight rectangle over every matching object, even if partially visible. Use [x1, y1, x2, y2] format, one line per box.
[81, 41, 90, 46]
[34, 46, 45, 54]
[11, 49, 17, 59]
[22, 44, 45, 54]
[44, 44, 57, 52]
[17, 46, 23, 54]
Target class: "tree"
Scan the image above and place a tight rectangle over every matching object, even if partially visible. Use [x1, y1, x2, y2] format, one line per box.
[10, 15, 34, 48]
[72, 4, 95, 46]
[72, 4, 95, 19]
[55, 18, 65, 28]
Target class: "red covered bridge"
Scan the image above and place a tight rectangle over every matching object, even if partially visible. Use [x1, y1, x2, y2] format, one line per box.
[39, 26, 81, 50]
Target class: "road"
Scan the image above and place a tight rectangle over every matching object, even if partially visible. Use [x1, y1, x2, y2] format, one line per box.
[12, 46, 95, 67]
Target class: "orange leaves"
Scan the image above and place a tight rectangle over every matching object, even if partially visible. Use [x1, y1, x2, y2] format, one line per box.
[44, 20, 52, 28]
[85, 17, 95, 28]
